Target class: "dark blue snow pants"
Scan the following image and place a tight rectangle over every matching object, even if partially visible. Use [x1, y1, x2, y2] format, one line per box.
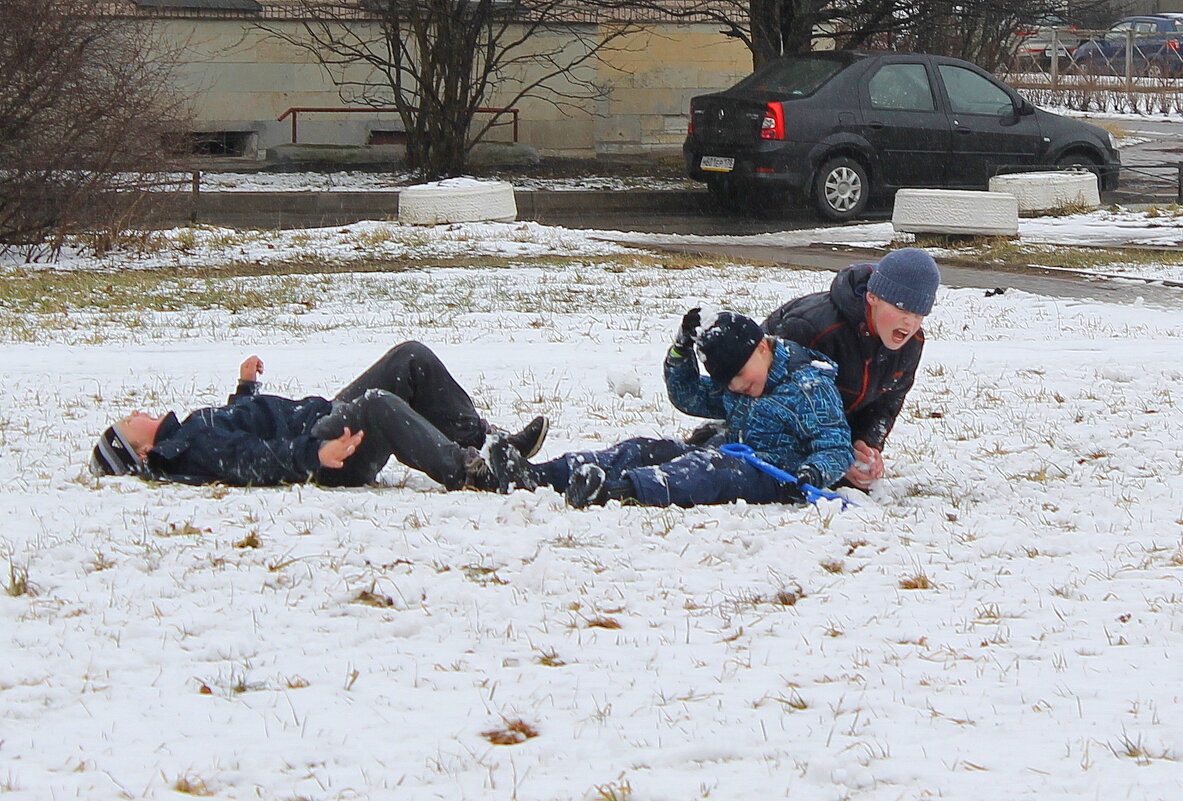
[535, 437, 796, 508]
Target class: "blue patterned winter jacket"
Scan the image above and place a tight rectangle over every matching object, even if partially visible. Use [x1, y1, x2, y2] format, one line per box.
[665, 338, 854, 487]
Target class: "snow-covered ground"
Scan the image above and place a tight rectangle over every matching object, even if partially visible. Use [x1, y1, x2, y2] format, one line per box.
[2, 219, 1183, 800]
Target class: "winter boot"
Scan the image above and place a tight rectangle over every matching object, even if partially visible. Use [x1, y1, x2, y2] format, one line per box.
[461, 447, 499, 492]
[488, 435, 539, 494]
[506, 415, 549, 458]
[485, 415, 549, 459]
[564, 464, 636, 509]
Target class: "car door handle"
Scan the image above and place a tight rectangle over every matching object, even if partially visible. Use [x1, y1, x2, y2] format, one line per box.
[868, 121, 885, 130]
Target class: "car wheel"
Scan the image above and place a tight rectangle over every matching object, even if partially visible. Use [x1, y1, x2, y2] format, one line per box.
[813, 157, 869, 222]
[1056, 152, 1098, 170]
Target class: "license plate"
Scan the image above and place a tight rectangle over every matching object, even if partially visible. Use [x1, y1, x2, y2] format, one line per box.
[700, 156, 734, 173]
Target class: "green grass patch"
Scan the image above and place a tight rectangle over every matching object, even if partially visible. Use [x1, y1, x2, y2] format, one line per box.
[0, 251, 730, 317]
[905, 237, 1183, 272]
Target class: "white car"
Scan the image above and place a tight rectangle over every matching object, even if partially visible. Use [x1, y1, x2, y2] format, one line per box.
[1013, 17, 1083, 68]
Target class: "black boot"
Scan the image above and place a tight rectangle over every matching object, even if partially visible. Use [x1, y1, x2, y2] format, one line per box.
[565, 464, 605, 508]
[461, 447, 499, 492]
[564, 464, 635, 509]
[488, 436, 539, 494]
[506, 415, 549, 458]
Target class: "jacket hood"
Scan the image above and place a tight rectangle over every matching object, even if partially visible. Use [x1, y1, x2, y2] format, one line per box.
[829, 264, 873, 325]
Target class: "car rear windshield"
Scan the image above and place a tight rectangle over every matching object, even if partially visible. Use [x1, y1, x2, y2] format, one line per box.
[732, 56, 847, 96]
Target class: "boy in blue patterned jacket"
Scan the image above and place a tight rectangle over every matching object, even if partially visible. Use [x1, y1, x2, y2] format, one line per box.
[491, 310, 854, 508]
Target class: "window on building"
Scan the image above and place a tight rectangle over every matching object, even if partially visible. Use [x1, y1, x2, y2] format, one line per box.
[189, 131, 255, 157]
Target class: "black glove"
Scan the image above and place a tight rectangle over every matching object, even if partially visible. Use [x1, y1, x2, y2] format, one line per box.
[673, 307, 701, 353]
[795, 465, 822, 489]
[684, 420, 726, 446]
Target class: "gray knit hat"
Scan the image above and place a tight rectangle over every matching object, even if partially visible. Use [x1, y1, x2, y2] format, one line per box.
[867, 248, 940, 316]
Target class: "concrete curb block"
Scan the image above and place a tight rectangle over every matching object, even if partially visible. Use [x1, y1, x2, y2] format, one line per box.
[398, 180, 517, 225]
[892, 189, 1019, 236]
[988, 171, 1100, 215]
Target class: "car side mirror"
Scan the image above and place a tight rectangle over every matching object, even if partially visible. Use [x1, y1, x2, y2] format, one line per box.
[1015, 98, 1035, 116]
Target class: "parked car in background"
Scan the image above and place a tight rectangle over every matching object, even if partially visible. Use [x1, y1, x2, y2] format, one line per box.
[684, 51, 1120, 220]
[1012, 16, 1083, 68]
[1073, 14, 1183, 76]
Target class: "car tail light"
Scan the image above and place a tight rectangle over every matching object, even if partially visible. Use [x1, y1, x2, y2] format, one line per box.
[1168, 38, 1180, 51]
[759, 103, 785, 140]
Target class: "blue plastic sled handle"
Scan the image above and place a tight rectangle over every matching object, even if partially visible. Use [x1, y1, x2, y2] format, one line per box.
[718, 442, 857, 510]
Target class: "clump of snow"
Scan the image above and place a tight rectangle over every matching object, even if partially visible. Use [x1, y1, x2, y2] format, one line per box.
[607, 368, 643, 398]
[401, 176, 509, 193]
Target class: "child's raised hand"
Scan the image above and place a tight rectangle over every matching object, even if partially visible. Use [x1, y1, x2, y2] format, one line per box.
[239, 355, 264, 382]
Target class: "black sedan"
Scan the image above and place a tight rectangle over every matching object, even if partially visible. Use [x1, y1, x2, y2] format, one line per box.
[684, 51, 1121, 220]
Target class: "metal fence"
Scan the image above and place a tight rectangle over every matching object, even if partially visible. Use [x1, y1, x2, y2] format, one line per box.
[1005, 26, 1183, 85]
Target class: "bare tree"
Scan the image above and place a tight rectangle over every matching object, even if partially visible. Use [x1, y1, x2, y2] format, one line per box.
[0, 0, 189, 257]
[629, 0, 1112, 71]
[262, 0, 643, 178]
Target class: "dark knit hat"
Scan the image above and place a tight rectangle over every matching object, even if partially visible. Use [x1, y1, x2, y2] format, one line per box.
[696, 311, 764, 385]
[90, 425, 142, 477]
[867, 248, 941, 316]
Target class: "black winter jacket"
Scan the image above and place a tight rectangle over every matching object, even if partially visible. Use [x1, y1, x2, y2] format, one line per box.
[143, 381, 332, 486]
[762, 264, 923, 450]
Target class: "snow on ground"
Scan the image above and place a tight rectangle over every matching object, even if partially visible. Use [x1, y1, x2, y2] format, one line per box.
[2, 221, 1183, 800]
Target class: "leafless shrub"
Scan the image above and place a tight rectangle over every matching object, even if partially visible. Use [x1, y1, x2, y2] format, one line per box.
[0, 0, 190, 258]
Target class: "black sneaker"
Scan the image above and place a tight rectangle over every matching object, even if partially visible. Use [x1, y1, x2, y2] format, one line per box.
[565, 463, 607, 509]
[488, 435, 538, 494]
[506, 415, 548, 459]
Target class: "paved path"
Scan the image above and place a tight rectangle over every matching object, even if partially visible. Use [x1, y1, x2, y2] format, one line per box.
[619, 239, 1183, 309]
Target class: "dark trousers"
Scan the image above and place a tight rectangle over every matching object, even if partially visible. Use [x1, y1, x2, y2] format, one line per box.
[314, 341, 484, 488]
[536, 437, 789, 508]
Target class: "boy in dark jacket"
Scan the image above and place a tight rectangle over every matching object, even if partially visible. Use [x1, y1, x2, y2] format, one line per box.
[762, 247, 940, 490]
[90, 341, 547, 490]
[491, 311, 853, 508]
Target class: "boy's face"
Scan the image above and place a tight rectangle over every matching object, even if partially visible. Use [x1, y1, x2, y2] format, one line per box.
[867, 292, 925, 350]
[117, 411, 165, 458]
[727, 340, 773, 398]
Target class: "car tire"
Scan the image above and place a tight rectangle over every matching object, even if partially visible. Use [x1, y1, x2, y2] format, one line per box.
[1056, 152, 1098, 170]
[813, 157, 869, 222]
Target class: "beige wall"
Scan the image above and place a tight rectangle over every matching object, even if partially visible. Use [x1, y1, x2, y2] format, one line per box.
[160, 18, 751, 158]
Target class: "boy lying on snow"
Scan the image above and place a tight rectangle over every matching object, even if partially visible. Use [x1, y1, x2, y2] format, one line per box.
[490, 310, 855, 508]
[90, 341, 547, 490]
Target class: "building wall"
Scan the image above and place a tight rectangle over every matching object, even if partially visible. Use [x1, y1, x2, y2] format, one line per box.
[160, 18, 751, 158]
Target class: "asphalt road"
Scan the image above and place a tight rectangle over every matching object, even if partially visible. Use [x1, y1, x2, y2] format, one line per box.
[612, 240, 1183, 309]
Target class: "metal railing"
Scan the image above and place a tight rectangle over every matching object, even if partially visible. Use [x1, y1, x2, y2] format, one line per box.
[1006, 27, 1183, 86]
[276, 106, 520, 145]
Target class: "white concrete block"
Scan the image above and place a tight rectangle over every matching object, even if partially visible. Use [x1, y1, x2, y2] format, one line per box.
[892, 189, 1018, 236]
[988, 171, 1100, 215]
[398, 178, 517, 225]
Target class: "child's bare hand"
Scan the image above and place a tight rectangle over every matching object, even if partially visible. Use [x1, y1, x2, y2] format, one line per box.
[239, 355, 264, 382]
[318, 427, 364, 469]
[845, 440, 884, 489]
